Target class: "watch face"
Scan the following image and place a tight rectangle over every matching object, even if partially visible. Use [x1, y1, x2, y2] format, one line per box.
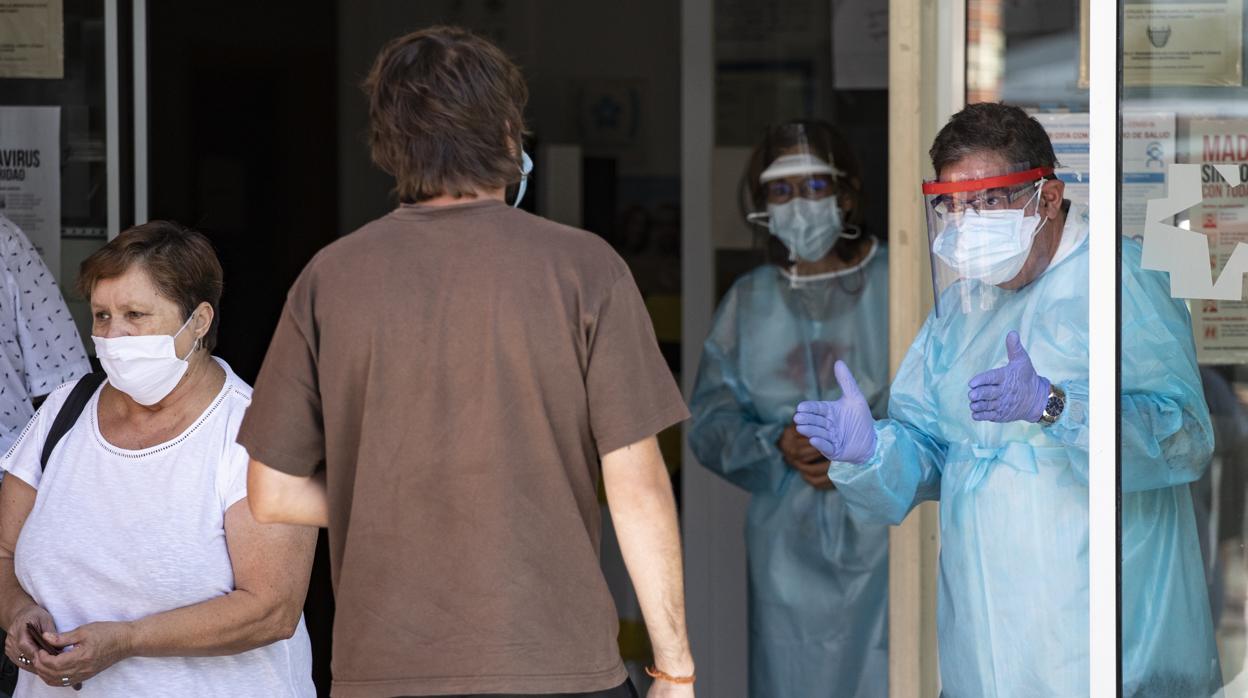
[1044, 393, 1065, 422]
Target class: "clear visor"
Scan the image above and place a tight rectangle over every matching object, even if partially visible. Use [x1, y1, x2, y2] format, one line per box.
[745, 123, 845, 222]
[922, 163, 1053, 316]
[743, 123, 849, 266]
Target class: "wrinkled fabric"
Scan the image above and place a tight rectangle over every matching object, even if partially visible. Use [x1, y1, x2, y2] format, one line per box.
[828, 209, 1219, 697]
[689, 244, 890, 697]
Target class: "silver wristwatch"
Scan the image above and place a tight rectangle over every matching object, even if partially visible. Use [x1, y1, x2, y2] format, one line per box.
[1039, 383, 1066, 425]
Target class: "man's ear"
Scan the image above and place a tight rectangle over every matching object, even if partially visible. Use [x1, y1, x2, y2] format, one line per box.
[1039, 178, 1065, 217]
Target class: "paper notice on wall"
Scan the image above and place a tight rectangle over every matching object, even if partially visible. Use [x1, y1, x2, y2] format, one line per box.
[1033, 112, 1174, 240]
[832, 0, 887, 89]
[1034, 113, 1089, 207]
[1123, 0, 1243, 87]
[1122, 112, 1175, 241]
[0, 107, 60, 277]
[0, 0, 64, 79]
[1186, 118, 1248, 363]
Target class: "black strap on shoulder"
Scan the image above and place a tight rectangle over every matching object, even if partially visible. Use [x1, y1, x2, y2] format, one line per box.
[40, 372, 107, 471]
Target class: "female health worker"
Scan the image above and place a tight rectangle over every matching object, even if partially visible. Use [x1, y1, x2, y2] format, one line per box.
[689, 121, 889, 697]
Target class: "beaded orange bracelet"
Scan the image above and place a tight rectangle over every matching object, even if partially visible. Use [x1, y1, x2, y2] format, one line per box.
[646, 666, 696, 685]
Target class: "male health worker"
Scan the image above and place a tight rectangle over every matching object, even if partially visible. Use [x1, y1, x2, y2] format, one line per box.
[795, 103, 1219, 697]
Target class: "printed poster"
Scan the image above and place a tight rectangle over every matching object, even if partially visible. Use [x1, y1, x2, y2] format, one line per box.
[1035, 113, 1089, 208]
[0, 107, 60, 275]
[1034, 112, 1174, 241]
[1122, 112, 1176, 241]
[1186, 118, 1248, 363]
[0, 0, 63, 79]
[1122, 0, 1243, 87]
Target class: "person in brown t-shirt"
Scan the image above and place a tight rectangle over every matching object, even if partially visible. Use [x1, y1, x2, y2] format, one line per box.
[238, 26, 696, 698]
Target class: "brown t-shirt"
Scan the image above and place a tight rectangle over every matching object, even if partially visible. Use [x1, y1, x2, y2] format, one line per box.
[236, 199, 688, 698]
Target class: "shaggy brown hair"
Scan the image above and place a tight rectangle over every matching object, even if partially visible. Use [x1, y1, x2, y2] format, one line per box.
[77, 220, 224, 351]
[363, 26, 529, 203]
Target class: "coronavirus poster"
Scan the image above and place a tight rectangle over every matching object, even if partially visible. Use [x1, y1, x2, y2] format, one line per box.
[0, 107, 60, 275]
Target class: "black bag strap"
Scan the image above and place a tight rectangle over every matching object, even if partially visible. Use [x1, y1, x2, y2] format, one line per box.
[39, 372, 107, 471]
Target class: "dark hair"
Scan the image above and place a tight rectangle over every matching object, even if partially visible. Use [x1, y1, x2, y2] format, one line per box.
[744, 119, 870, 263]
[363, 26, 529, 203]
[929, 102, 1059, 175]
[77, 220, 224, 352]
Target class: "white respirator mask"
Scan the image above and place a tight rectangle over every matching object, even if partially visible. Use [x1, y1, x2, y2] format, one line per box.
[93, 314, 200, 406]
[931, 183, 1046, 286]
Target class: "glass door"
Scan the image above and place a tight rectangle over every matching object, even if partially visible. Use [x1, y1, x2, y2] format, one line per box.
[0, 0, 144, 344]
[1116, 1, 1248, 695]
[682, 0, 892, 695]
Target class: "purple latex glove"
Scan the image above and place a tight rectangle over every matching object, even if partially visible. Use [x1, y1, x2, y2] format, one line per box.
[793, 361, 877, 465]
[967, 330, 1051, 423]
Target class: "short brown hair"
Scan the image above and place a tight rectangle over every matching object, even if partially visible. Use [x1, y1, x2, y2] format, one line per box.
[363, 26, 529, 203]
[77, 220, 224, 351]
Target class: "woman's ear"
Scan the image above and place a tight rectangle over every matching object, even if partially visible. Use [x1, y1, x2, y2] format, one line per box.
[193, 302, 214, 341]
[838, 188, 859, 218]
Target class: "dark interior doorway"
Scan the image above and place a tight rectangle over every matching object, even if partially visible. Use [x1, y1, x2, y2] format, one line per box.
[147, 2, 339, 694]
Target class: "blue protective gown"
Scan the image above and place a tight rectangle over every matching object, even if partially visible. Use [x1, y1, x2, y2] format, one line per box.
[828, 208, 1220, 697]
[689, 242, 890, 698]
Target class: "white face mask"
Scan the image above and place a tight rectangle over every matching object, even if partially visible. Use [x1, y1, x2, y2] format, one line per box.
[767, 197, 844, 262]
[512, 151, 533, 208]
[931, 186, 1046, 286]
[93, 314, 199, 406]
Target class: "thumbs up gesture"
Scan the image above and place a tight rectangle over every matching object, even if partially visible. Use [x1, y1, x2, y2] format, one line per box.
[794, 360, 878, 465]
[967, 330, 1051, 423]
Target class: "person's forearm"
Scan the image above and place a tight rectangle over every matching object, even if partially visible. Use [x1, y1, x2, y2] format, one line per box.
[127, 588, 300, 658]
[603, 440, 694, 675]
[247, 460, 329, 527]
[0, 558, 37, 627]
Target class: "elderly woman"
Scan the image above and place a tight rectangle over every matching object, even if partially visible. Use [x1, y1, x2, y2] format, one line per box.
[0, 221, 316, 696]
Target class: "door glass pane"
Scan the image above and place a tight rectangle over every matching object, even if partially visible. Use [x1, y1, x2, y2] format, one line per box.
[0, 0, 110, 343]
[1119, 1, 1248, 695]
[687, 1, 890, 695]
[952, 3, 1097, 696]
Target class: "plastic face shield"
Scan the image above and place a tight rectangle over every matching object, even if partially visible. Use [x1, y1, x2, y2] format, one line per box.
[922, 164, 1054, 316]
[744, 123, 847, 263]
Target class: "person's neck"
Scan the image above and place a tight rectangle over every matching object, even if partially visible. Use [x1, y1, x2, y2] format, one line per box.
[120, 353, 223, 417]
[791, 238, 872, 276]
[1040, 207, 1068, 264]
[418, 188, 507, 207]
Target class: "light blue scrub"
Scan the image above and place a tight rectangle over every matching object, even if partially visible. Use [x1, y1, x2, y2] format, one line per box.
[829, 207, 1220, 697]
[690, 242, 890, 698]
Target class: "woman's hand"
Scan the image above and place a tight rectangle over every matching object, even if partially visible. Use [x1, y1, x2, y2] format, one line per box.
[791, 458, 835, 490]
[4, 604, 55, 673]
[31, 621, 134, 688]
[777, 424, 825, 469]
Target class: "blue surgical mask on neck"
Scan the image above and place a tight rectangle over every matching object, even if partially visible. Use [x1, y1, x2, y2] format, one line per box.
[513, 151, 533, 208]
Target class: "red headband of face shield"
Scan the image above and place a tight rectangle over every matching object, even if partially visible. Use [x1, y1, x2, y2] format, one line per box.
[921, 167, 1055, 196]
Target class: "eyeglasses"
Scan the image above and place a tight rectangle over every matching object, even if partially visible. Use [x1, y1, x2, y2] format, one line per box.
[765, 176, 836, 204]
[930, 180, 1041, 218]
